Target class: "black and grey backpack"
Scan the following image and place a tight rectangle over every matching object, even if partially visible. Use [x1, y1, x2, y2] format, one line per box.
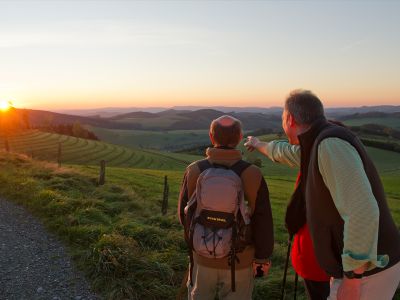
[184, 159, 252, 292]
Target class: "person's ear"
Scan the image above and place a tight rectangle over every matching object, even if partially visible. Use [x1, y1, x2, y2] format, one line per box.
[209, 131, 215, 145]
[288, 113, 296, 127]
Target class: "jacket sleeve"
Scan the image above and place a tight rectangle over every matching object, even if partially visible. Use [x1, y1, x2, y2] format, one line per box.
[318, 138, 388, 271]
[251, 177, 274, 262]
[264, 140, 301, 168]
[177, 169, 189, 226]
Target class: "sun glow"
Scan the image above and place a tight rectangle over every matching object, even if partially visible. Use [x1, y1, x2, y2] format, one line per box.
[0, 100, 12, 112]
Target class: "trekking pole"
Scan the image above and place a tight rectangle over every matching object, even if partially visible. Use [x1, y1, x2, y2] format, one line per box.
[280, 234, 293, 300]
[293, 272, 298, 300]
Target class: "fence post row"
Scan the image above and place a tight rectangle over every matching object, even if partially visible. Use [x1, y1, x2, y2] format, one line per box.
[99, 160, 106, 185]
[161, 175, 169, 215]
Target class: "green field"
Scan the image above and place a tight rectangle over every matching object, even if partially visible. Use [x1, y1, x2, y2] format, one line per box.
[0, 130, 201, 170]
[343, 117, 400, 129]
[0, 131, 399, 299]
[86, 126, 210, 151]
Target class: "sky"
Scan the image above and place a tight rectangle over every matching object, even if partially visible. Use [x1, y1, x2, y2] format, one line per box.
[0, 0, 399, 110]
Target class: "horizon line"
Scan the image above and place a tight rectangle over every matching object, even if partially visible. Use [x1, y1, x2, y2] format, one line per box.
[17, 104, 400, 112]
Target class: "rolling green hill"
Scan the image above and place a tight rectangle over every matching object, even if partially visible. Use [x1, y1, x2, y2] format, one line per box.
[86, 126, 210, 151]
[0, 150, 399, 299]
[0, 130, 201, 170]
[344, 117, 400, 129]
[109, 109, 282, 131]
[3, 129, 400, 179]
[340, 112, 400, 129]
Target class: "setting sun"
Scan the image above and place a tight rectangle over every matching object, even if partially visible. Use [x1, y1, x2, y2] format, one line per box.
[0, 100, 11, 112]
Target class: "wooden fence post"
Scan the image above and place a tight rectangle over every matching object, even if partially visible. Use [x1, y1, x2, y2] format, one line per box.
[4, 138, 9, 152]
[99, 160, 106, 185]
[57, 143, 62, 168]
[161, 175, 169, 215]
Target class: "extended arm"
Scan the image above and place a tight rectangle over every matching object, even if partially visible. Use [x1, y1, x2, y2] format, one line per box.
[245, 136, 301, 168]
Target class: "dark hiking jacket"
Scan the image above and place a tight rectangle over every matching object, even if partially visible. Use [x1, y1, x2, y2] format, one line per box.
[289, 118, 400, 278]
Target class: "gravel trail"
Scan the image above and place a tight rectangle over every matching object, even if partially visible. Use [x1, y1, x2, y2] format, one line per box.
[0, 197, 98, 300]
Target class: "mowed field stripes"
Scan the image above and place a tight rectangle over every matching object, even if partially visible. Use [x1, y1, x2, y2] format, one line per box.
[0, 130, 196, 170]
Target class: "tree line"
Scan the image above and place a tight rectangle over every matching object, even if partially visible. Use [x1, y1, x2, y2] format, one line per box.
[34, 123, 99, 141]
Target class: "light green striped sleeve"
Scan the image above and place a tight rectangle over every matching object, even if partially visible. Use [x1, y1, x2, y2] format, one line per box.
[317, 138, 389, 272]
[263, 140, 301, 168]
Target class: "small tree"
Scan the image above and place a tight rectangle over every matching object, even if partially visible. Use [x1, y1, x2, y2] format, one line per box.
[0, 104, 24, 151]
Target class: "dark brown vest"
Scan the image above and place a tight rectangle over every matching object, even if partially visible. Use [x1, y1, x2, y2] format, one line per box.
[299, 118, 400, 278]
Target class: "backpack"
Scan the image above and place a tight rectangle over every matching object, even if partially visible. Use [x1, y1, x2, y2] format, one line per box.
[184, 159, 251, 292]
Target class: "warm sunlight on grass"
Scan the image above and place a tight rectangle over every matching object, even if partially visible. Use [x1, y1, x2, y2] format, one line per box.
[0, 100, 11, 112]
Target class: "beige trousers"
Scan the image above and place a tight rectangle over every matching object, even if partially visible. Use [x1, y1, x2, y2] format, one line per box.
[187, 261, 254, 300]
[328, 261, 400, 300]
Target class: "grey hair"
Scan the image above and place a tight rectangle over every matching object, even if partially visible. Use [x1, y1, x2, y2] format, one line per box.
[284, 89, 325, 125]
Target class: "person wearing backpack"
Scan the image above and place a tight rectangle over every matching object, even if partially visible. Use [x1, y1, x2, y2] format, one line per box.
[177, 115, 274, 300]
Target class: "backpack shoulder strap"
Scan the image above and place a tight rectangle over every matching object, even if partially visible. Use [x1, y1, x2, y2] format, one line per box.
[196, 159, 213, 173]
[230, 160, 251, 177]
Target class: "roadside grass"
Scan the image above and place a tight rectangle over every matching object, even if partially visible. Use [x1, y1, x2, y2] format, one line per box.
[0, 153, 184, 299]
[0, 151, 399, 299]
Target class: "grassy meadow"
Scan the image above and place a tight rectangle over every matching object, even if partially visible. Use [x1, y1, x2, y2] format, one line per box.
[0, 131, 399, 299]
[343, 117, 400, 130]
[111, 114, 188, 129]
[86, 127, 210, 151]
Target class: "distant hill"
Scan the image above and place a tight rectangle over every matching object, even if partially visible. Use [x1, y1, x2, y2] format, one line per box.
[325, 105, 400, 117]
[16, 106, 400, 132]
[109, 111, 159, 119]
[15, 109, 143, 130]
[55, 105, 400, 118]
[157, 109, 192, 116]
[54, 107, 167, 117]
[339, 111, 400, 120]
[109, 108, 283, 131]
[339, 112, 400, 130]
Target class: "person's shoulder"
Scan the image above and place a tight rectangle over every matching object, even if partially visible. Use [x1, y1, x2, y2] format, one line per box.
[186, 159, 205, 174]
[319, 136, 354, 148]
[241, 163, 263, 182]
[318, 123, 355, 142]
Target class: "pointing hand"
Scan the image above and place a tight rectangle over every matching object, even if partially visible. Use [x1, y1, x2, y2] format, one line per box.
[244, 136, 260, 152]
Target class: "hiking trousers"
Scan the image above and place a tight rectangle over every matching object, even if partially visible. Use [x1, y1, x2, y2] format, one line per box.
[303, 279, 330, 300]
[328, 261, 400, 300]
[187, 261, 254, 300]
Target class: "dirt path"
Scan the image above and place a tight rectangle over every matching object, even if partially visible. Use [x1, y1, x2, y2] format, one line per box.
[0, 197, 98, 300]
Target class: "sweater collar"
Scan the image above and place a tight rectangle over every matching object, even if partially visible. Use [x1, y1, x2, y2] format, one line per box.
[298, 117, 329, 148]
[206, 147, 242, 161]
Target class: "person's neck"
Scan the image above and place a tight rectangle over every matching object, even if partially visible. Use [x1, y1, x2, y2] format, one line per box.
[293, 125, 311, 144]
[214, 145, 235, 150]
[297, 124, 311, 136]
